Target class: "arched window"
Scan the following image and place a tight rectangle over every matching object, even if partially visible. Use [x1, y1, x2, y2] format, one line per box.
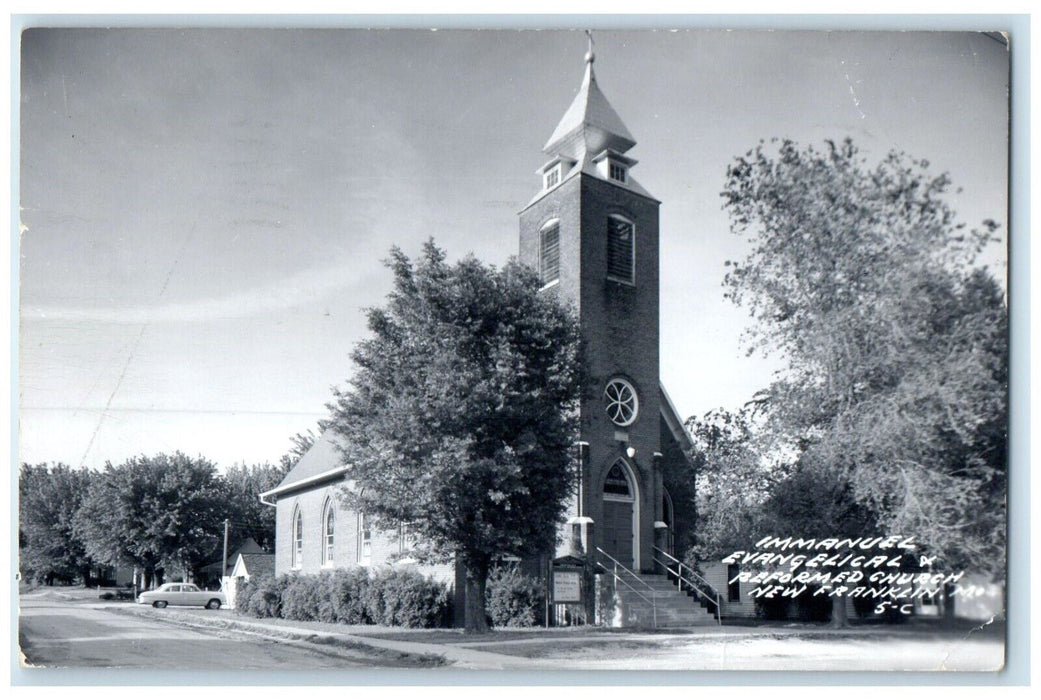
[603, 460, 635, 501]
[606, 215, 635, 284]
[662, 488, 676, 554]
[358, 512, 372, 565]
[540, 220, 561, 287]
[322, 499, 335, 566]
[662, 489, 674, 529]
[291, 507, 303, 569]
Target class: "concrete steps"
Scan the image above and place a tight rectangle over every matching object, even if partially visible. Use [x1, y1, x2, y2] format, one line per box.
[610, 572, 718, 628]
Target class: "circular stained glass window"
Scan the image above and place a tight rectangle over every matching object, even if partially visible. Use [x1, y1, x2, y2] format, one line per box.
[604, 378, 639, 427]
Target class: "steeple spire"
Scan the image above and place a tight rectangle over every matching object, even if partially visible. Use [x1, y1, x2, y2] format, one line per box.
[542, 35, 636, 159]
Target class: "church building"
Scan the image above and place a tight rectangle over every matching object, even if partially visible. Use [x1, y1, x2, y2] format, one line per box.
[260, 44, 702, 625]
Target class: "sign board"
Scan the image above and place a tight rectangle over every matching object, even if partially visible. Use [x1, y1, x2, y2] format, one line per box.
[553, 570, 582, 603]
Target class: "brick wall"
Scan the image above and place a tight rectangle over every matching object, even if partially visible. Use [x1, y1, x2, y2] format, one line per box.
[521, 173, 663, 572]
[273, 478, 454, 588]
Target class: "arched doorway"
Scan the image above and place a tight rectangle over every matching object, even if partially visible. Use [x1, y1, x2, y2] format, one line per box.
[602, 459, 638, 570]
[662, 488, 675, 555]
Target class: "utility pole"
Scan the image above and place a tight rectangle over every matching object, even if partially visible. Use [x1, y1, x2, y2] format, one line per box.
[222, 519, 230, 582]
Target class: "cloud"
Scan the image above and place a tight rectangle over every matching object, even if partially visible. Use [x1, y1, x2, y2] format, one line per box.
[21, 261, 366, 324]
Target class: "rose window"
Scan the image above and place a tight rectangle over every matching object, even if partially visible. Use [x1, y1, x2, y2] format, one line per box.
[604, 378, 639, 427]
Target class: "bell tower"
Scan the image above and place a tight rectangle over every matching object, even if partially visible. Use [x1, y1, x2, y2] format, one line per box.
[519, 42, 663, 573]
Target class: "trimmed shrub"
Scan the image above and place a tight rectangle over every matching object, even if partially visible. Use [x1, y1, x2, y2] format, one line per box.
[362, 567, 450, 628]
[326, 568, 371, 624]
[235, 576, 258, 615]
[243, 574, 291, 618]
[236, 568, 449, 628]
[361, 568, 390, 624]
[382, 569, 451, 628]
[281, 573, 325, 621]
[486, 564, 544, 628]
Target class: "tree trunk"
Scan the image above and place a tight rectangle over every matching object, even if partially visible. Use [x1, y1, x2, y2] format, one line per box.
[463, 559, 490, 634]
[830, 593, 849, 628]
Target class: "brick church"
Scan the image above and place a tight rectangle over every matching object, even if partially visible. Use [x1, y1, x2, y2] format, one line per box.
[260, 44, 702, 625]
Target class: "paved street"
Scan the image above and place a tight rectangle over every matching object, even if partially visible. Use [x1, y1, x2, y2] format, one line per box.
[18, 590, 412, 670]
[18, 588, 1006, 673]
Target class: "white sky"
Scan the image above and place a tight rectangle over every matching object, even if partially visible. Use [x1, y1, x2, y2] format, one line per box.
[16, 28, 1008, 469]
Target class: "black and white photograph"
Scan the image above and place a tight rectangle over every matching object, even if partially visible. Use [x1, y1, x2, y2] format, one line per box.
[15, 23, 1013, 678]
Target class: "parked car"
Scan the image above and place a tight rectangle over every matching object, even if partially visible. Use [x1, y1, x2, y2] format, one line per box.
[137, 583, 225, 609]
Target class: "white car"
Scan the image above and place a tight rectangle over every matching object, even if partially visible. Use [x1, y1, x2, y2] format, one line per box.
[137, 583, 225, 609]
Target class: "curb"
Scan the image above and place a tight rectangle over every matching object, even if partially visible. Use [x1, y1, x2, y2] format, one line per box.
[111, 606, 551, 669]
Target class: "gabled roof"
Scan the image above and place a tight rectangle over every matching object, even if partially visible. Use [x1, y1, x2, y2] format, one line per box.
[659, 383, 694, 452]
[232, 553, 275, 579]
[200, 536, 267, 574]
[259, 430, 347, 502]
[543, 56, 636, 159]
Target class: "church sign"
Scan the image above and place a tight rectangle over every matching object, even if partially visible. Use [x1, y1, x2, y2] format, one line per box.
[552, 570, 582, 603]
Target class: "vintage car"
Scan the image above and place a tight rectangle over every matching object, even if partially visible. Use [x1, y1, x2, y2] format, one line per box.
[137, 583, 225, 609]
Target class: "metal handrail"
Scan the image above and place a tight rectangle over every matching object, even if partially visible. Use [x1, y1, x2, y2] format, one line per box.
[653, 546, 723, 624]
[595, 546, 657, 628]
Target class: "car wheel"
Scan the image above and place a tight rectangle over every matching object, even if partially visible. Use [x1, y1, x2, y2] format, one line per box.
[153, 601, 168, 608]
[205, 599, 221, 610]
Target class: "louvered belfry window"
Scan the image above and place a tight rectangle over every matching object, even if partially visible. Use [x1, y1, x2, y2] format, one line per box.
[607, 216, 634, 283]
[540, 222, 560, 286]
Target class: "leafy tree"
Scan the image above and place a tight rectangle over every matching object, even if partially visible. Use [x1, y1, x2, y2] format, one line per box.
[685, 408, 781, 564]
[19, 463, 95, 585]
[73, 453, 230, 587]
[758, 461, 880, 626]
[328, 241, 582, 632]
[223, 462, 287, 551]
[721, 138, 1006, 580]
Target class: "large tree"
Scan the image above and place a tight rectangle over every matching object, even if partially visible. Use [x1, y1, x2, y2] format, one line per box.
[721, 138, 1007, 577]
[758, 461, 880, 627]
[329, 241, 582, 633]
[685, 407, 781, 564]
[74, 453, 230, 587]
[19, 463, 95, 585]
[223, 462, 288, 551]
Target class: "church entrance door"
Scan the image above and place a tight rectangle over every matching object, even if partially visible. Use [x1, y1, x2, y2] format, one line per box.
[601, 459, 637, 570]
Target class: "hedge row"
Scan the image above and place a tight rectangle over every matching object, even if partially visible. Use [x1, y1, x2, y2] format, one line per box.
[235, 564, 546, 628]
[235, 568, 450, 628]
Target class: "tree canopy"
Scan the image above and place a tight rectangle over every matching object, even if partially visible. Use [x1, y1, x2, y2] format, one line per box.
[328, 240, 583, 632]
[685, 408, 780, 563]
[223, 462, 290, 552]
[73, 453, 230, 586]
[720, 138, 1007, 576]
[19, 463, 95, 585]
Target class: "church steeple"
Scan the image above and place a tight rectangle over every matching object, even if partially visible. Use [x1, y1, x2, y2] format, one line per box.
[542, 39, 636, 159]
[519, 35, 664, 574]
[531, 38, 655, 204]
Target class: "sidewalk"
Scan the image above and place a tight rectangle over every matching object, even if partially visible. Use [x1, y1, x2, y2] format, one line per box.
[108, 602, 994, 670]
[112, 605, 560, 669]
